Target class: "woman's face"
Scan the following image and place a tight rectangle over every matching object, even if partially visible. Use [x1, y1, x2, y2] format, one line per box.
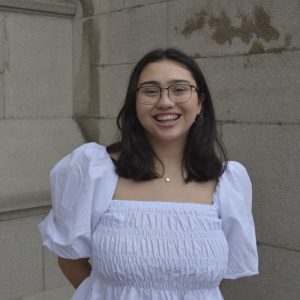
[136, 59, 201, 146]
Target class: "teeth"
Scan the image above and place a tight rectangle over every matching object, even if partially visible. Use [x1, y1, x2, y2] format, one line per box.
[155, 114, 179, 121]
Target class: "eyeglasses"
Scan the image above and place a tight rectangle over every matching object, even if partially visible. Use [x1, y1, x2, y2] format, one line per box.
[136, 84, 198, 105]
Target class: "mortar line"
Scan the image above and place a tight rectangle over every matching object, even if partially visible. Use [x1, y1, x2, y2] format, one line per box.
[218, 120, 300, 126]
[258, 241, 300, 254]
[192, 48, 300, 60]
[92, 48, 300, 68]
[93, 62, 135, 68]
[75, 0, 171, 20]
[0, 5, 75, 18]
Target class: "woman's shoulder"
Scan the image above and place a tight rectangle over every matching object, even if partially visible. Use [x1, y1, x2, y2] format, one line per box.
[69, 142, 108, 160]
[225, 160, 247, 172]
[50, 142, 116, 179]
[220, 161, 250, 184]
[214, 161, 251, 204]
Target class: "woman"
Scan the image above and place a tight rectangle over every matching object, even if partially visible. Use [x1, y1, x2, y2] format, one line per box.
[39, 48, 259, 299]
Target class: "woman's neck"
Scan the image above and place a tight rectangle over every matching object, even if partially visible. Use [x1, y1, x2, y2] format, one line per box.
[149, 139, 186, 174]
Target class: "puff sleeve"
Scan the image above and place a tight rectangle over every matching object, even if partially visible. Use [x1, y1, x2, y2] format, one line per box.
[38, 143, 118, 259]
[214, 161, 259, 279]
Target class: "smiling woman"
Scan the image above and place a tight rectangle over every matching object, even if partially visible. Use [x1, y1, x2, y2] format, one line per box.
[135, 60, 201, 147]
[39, 48, 259, 300]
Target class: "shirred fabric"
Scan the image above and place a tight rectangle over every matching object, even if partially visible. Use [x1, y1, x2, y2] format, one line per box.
[39, 143, 258, 299]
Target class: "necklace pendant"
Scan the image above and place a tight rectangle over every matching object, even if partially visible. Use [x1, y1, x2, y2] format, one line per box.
[165, 177, 171, 182]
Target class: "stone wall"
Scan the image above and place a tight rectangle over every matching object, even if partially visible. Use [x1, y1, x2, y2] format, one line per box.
[74, 0, 300, 299]
[0, 1, 83, 299]
[1, 0, 299, 299]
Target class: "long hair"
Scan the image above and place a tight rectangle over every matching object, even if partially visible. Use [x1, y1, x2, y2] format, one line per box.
[107, 48, 227, 182]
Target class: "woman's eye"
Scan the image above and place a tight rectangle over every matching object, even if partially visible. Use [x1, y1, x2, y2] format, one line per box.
[172, 85, 189, 93]
[143, 88, 159, 96]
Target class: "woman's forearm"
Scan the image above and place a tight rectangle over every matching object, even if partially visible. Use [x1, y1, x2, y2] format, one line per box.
[57, 257, 92, 289]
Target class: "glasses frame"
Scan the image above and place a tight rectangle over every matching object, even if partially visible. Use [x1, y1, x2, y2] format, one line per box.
[136, 84, 198, 105]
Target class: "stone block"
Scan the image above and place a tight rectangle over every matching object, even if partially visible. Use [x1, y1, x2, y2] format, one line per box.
[196, 50, 300, 123]
[5, 13, 73, 118]
[0, 0, 77, 16]
[91, 0, 123, 15]
[99, 64, 134, 118]
[168, 0, 300, 57]
[221, 244, 300, 299]
[0, 13, 5, 74]
[0, 215, 43, 299]
[99, 118, 119, 146]
[0, 73, 4, 119]
[92, 2, 168, 65]
[0, 118, 84, 212]
[221, 123, 300, 251]
[22, 285, 74, 300]
[125, 0, 165, 8]
[75, 117, 118, 146]
[73, 18, 91, 117]
[44, 247, 70, 290]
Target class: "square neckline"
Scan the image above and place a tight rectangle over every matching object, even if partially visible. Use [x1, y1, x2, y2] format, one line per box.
[107, 148, 221, 208]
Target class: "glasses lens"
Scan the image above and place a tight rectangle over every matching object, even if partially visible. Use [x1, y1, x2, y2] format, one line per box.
[138, 86, 160, 104]
[169, 84, 192, 103]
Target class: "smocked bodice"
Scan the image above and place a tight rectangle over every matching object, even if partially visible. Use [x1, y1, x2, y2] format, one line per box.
[78, 200, 228, 299]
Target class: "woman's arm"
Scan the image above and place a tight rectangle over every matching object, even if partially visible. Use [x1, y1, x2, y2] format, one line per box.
[57, 257, 92, 288]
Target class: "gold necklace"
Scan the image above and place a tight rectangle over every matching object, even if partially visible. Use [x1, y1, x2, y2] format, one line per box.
[163, 168, 183, 183]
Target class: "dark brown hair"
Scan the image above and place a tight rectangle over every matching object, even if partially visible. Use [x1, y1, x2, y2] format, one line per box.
[107, 48, 227, 182]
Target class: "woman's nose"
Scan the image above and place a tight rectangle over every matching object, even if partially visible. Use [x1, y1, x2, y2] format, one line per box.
[156, 89, 175, 108]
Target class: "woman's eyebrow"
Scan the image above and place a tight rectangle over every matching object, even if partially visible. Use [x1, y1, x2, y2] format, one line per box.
[167, 79, 191, 85]
[138, 81, 160, 86]
[139, 79, 192, 86]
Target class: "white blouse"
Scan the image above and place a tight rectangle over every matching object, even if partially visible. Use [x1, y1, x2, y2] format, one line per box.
[39, 143, 259, 300]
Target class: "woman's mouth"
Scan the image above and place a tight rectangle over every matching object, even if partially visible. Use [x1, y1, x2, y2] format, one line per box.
[154, 113, 181, 122]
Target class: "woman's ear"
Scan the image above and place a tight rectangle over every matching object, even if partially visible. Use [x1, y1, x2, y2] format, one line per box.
[199, 93, 205, 104]
[197, 93, 205, 114]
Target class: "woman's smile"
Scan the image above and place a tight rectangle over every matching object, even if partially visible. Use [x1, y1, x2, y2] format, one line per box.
[136, 59, 201, 144]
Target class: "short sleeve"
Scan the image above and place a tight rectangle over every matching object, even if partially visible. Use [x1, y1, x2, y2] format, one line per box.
[214, 161, 259, 279]
[38, 142, 118, 259]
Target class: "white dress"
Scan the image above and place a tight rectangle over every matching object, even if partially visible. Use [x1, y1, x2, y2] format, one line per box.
[39, 143, 259, 300]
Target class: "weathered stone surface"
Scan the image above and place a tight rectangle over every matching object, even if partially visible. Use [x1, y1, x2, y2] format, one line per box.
[98, 118, 119, 146]
[90, 0, 123, 15]
[0, 14, 4, 119]
[73, 17, 91, 117]
[168, 0, 300, 57]
[0, 215, 43, 299]
[0, 0, 77, 16]
[75, 117, 118, 146]
[22, 285, 73, 300]
[196, 50, 300, 123]
[44, 247, 70, 290]
[0, 73, 4, 119]
[99, 64, 134, 118]
[221, 123, 300, 251]
[125, 0, 164, 8]
[78, 0, 123, 17]
[221, 244, 300, 299]
[0, 13, 5, 74]
[92, 2, 167, 65]
[5, 13, 73, 118]
[0, 118, 84, 211]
